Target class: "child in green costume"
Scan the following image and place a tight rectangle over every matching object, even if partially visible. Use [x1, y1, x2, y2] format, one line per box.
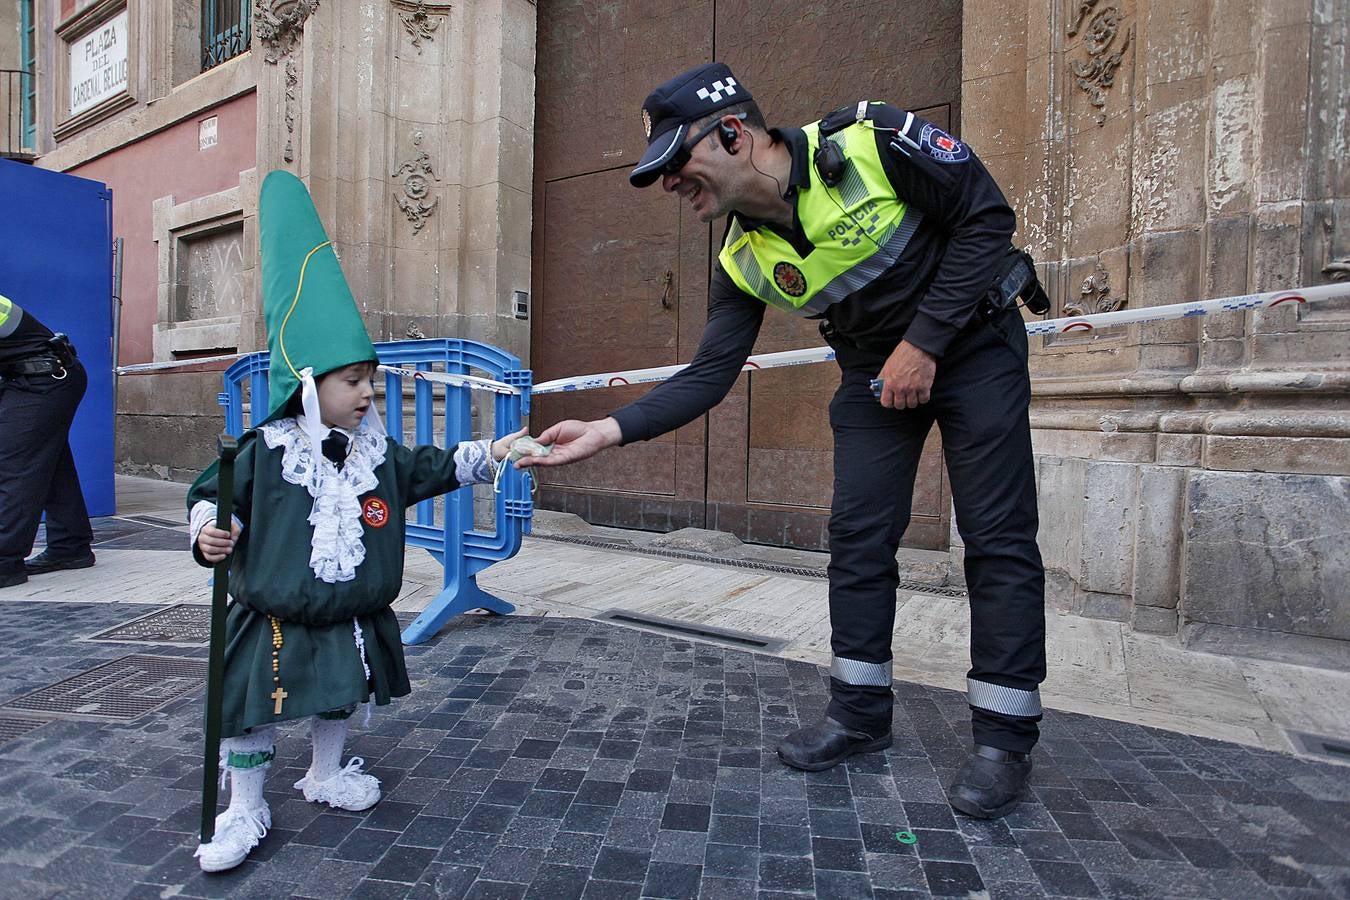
[189, 171, 525, 872]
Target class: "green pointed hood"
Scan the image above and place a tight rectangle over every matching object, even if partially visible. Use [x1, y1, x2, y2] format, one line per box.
[258, 169, 377, 425]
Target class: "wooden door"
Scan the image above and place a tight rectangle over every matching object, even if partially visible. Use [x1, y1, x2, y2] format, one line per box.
[532, 0, 963, 550]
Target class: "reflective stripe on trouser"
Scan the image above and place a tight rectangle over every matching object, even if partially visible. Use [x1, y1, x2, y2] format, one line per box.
[831, 656, 892, 687]
[967, 678, 1041, 717]
[822, 312, 1046, 750]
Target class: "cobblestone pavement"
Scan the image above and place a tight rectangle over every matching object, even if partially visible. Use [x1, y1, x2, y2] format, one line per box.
[1, 599, 1347, 899]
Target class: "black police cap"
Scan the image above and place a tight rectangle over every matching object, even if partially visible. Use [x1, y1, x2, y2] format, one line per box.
[630, 62, 751, 188]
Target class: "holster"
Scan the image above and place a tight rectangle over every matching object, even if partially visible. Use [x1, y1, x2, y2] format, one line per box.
[985, 248, 1049, 316]
[45, 333, 77, 366]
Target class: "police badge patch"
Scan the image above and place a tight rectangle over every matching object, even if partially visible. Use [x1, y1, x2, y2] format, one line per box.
[774, 262, 808, 298]
[642, 109, 652, 139]
[918, 123, 970, 164]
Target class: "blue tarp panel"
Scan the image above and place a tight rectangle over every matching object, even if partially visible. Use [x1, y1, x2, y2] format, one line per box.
[0, 160, 115, 517]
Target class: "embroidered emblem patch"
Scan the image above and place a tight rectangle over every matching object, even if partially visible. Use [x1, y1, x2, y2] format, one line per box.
[918, 123, 970, 164]
[773, 262, 808, 298]
[642, 108, 652, 139]
[362, 497, 390, 528]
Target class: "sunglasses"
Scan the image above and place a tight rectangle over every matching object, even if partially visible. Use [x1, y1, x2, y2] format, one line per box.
[658, 113, 747, 176]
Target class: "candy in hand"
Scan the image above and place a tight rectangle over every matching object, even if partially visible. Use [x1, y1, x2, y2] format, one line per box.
[508, 435, 553, 461]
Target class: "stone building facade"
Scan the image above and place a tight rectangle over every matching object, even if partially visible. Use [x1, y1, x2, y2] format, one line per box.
[957, 0, 1348, 665]
[4, 0, 1345, 663]
[7, 0, 534, 480]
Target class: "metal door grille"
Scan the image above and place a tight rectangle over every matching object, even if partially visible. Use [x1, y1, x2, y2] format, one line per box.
[202, 0, 251, 72]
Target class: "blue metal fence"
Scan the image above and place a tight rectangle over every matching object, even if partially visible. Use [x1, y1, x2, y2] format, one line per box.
[218, 338, 533, 645]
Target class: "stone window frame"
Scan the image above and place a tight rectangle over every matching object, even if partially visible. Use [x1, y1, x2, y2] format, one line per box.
[152, 175, 255, 362]
[52, 0, 138, 142]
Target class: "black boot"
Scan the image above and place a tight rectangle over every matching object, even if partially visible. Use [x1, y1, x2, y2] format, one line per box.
[24, 549, 96, 575]
[777, 717, 892, 772]
[948, 744, 1033, 819]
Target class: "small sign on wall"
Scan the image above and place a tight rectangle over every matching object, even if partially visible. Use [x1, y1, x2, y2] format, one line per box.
[68, 9, 129, 117]
[200, 116, 219, 151]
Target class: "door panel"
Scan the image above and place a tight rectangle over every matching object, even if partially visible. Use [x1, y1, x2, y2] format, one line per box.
[707, 0, 962, 550]
[532, 0, 963, 549]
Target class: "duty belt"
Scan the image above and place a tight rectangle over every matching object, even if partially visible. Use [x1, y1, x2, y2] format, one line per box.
[1, 354, 67, 377]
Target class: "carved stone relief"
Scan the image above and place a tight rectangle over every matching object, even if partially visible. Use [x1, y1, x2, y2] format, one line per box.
[398, 0, 445, 53]
[392, 132, 440, 234]
[1064, 260, 1123, 317]
[178, 227, 247, 322]
[1067, 0, 1131, 126]
[255, 0, 319, 162]
[254, 0, 320, 63]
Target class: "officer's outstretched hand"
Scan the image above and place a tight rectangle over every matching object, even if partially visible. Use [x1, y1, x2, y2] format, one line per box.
[198, 521, 240, 563]
[514, 417, 622, 468]
[878, 340, 937, 409]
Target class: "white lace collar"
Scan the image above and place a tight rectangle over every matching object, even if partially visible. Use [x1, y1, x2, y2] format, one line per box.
[260, 417, 388, 583]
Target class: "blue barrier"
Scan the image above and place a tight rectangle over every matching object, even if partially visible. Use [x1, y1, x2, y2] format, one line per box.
[218, 338, 533, 645]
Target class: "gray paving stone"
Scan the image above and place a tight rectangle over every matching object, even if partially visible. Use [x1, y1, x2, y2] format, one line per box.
[0, 603, 1346, 898]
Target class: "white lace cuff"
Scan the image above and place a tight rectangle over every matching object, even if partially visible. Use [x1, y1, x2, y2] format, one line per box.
[189, 500, 242, 550]
[454, 439, 497, 486]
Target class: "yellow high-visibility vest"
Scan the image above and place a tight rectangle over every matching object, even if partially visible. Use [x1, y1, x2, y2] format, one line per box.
[718, 118, 921, 316]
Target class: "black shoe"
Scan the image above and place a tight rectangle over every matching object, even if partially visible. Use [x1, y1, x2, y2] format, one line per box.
[948, 744, 1033, 819]
[0, 571, 27, 589]
[24, 550, 96, 575]
[777, 717, 892, 772]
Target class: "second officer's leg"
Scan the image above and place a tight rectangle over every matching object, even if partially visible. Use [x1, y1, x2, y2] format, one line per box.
[777, 369, 934, 771]
[0, 381, 68, 587]
[30, 361, 94, 567]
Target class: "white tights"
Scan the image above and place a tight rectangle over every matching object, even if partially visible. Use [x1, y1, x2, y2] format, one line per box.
[220, 710, 351, 811]
[220, 726, 277, 814]
[309, 714, 350, 781]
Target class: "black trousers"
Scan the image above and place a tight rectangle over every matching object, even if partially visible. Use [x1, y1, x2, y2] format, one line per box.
[824, 309, 1046, 752]
[0, 359, 94, 577]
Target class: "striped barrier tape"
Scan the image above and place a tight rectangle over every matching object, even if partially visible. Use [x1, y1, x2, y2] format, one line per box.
[376, 364, 522, 395]
[114, 283, 1345, 395]
[532, 283, 1347, 395]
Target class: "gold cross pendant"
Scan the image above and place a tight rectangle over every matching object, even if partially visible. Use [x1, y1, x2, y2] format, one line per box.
[271, 686, 288, 715]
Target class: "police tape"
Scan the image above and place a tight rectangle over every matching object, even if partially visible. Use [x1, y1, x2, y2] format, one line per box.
[375, 365, 521, 395]
[115, 283, 1345, 392]
[531, 283, 1347, 395]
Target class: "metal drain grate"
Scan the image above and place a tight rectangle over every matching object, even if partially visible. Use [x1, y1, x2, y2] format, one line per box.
[1287, 730, 1350, 764]
[84, 605, 209, 646]
[0, 655, 206, 721]
[0, 716, 47, 745]
[124, 515, 188, 529]
[598, 609, 788, 652]
[532, 533, 968, 598]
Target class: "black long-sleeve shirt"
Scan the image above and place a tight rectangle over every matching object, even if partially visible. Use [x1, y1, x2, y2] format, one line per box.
[610, 104, 1016, 444]
[0, 295, 57, 366]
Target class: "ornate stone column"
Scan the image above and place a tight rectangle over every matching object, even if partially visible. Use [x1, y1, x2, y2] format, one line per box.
[250, 0, 536, 364]
[959, 0, 1348, 664]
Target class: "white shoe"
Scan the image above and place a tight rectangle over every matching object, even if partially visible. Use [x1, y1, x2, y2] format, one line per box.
[194, 803, 271, 872]
[293, 757, 381, 811]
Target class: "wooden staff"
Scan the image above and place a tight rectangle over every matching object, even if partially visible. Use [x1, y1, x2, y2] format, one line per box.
[200, 434, 239, 844]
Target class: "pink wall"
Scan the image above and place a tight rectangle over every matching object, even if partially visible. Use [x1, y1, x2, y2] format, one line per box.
[69, 90, 256, 365]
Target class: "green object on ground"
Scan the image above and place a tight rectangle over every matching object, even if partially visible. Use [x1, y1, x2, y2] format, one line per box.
[895, 830, 917, 844]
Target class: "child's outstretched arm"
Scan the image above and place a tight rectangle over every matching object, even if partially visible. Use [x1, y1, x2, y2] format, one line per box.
[397, 427, 530, 505]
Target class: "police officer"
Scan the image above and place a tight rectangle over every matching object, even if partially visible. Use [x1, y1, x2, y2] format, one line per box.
[0, 293, 96, 589]
[519, 63, 1047, 819]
